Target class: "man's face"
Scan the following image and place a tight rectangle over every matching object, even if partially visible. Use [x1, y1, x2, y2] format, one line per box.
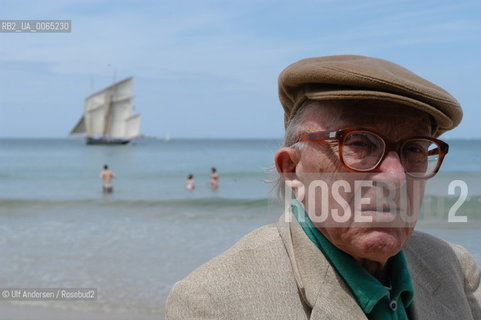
[293, 100, 432, 264]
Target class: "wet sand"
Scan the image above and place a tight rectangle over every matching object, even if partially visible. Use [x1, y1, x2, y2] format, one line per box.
[0, 304, 164, 320]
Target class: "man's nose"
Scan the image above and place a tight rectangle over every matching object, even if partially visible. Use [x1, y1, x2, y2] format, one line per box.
[374, 151, 406, 183]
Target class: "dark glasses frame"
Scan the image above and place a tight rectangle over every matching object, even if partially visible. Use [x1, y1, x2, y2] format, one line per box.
[296, 128, 449, 179]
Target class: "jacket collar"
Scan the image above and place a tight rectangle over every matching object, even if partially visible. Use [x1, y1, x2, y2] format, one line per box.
[277, 212, 367, 320]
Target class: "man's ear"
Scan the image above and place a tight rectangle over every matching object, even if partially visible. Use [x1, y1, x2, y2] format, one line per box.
[275, 147, 306, 201]
[275, 147, 300, 178]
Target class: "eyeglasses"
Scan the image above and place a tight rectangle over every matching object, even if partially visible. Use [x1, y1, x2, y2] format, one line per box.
[297, 128, 449, 179]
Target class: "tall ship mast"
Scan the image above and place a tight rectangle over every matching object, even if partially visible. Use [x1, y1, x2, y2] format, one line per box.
[70, 77, 141, 145]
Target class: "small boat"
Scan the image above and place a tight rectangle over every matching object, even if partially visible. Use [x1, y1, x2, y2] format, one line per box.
[70, 77, 141, 145]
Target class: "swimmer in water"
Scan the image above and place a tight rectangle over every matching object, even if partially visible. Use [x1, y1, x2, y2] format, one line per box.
[210, 167, 219, 190]
[186, 174, 195, 190]
[100, 164, 116, 193]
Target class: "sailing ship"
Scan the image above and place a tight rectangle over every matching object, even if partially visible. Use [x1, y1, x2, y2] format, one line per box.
[70, 77, 141, 145]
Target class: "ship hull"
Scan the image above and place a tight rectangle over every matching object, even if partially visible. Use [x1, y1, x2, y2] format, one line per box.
[86, 137, 130, 145]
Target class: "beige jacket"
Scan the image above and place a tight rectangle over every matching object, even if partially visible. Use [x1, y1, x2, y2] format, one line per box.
[165, 213, 481, 319]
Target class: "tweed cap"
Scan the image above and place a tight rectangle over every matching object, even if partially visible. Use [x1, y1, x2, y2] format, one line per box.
[278, 55, 462, 136]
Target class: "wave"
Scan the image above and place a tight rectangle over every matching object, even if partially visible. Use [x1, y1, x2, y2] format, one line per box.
[0, 197, 273, 210]
[1, 195, 478, 221]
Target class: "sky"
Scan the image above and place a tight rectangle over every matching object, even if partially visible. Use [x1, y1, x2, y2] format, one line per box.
[0, 0, 480, 139]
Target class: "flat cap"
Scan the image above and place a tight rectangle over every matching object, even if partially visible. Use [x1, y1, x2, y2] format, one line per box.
[278, 55, 462, 136]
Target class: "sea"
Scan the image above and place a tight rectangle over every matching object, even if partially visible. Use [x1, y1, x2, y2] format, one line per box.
[0, 138, 480, 319]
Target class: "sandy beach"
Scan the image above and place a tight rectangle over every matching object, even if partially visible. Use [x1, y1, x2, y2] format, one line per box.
[0, 304, 163, 320]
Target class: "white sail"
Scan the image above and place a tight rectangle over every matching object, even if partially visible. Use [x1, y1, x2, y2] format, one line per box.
[84, 78, 133, 112]
[86, 105, 108, 136]
[125, 114, 141, 139]
[107, 98, 133, 138]
[82, 89, 110, 137]
[70, 116, 86, 134]
[110, 78, 133, 102]
[70, 77, 141, 143]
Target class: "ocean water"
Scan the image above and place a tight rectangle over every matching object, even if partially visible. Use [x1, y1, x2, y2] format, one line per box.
[0, 138, 480, 317]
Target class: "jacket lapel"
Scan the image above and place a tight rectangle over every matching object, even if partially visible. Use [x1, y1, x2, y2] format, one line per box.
[277, 212, 367, 320]
[404, 239, 458, 320]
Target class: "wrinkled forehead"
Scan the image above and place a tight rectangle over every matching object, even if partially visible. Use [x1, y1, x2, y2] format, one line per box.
[300, 100, 433, 136]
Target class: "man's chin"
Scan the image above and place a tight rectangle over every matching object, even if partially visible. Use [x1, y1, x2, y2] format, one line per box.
[352, 228, 409, 260]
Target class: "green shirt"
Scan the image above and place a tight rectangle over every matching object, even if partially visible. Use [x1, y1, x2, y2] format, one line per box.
[290, 199, 414, 320]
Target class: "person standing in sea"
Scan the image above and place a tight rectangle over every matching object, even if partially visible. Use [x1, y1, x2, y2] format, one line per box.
[100, 164, 116, 193]
[186, 174, 195, 190]
[210, 167, 219, 190]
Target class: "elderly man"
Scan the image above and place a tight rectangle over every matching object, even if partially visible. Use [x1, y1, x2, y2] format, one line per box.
[165, 55, 481, 319]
